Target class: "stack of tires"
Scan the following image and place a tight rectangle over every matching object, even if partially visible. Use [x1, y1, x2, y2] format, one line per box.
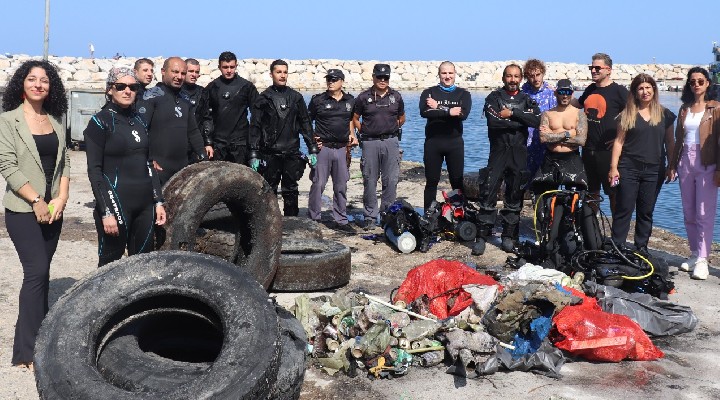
[34, 252, 306, 399]
[34, 162, 351, 399]
[160, 162, 351, 292]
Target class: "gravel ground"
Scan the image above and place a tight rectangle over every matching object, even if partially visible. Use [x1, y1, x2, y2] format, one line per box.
[1, 150, 719, 400]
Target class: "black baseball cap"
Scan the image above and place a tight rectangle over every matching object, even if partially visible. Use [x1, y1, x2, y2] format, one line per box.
[556, 79, 574, 91]
[325, 69, 345, 80]
[372, 64, 391, 76]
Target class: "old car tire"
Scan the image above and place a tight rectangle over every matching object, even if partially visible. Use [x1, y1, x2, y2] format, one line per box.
[271, 238, 351, 292]
[96, 305, 307, 400]
[270, 306, 307, 400]
[34, 251, 281, 400]
[161, 162, 282, 289]
[282, 216, 323, 240]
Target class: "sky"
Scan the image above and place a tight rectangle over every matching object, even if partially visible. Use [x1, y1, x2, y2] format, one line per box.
[1, 0, 718, 66]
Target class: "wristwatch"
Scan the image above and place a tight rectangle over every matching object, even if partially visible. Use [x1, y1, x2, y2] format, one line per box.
[31, 195, 41, 204]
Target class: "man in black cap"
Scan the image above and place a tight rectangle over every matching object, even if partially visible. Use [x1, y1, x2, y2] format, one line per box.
[531, 79, 588, 195]
[249, 59, 318, 216]
[197, 51, 259, 164]
[307, 68, 358, 232]
[474, 63, 540, 254]
[352, 63, 405, 229]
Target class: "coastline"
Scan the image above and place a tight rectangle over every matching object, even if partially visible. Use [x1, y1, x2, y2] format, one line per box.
[0, 54, 695, 91]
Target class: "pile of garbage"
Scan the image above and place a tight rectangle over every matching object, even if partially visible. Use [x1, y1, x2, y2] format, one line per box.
[291, 259, 697, 380]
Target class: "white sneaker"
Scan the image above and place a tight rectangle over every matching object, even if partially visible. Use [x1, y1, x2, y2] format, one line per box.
[691, 258, 709, 280]
[679, 253, 698, 272]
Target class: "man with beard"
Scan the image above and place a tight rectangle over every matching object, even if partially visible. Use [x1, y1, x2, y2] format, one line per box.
[249, 59, 318, 216]
[199, 51, 259, 164]
[137, 57, 208, 185]
[531, 79, 588, 194]
[574, 53, 628, 212]
[474, 63, 540, 255]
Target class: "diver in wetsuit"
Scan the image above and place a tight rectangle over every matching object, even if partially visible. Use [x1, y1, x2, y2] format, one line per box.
[84, 67, 166, 267]
[198, 51, 259, 164]
[475, 63, 540, 255]
[419, 61, 472, 210]
[249, 59, 318, 216]
[136, 57, 209, 185]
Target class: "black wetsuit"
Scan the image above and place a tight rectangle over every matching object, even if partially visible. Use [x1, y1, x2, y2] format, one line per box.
[249, 85, 318, 216]
[478, 89, 541, 240]
[180, 82, 205, 163]
[136, 82, 206, 185]
[199, 75, 259, 164]
[419, 85, 472, 209]
[84, 103, 164, 267]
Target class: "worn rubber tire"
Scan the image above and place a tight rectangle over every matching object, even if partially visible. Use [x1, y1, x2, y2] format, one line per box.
[282, 216, 323, 240]
[96, 305, 307, 400]
[161, 161, 282, 289]
[34, 251, 281, 400]
[463, 172, 481, 202]
[271, 238, 351, 292]
[196, 216, 324, 263]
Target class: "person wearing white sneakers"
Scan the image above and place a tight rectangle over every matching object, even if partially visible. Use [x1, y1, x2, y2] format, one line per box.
[667, 67, 720, 280]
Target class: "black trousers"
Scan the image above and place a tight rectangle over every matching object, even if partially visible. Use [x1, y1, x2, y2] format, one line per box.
[261, 152, 307, 216]
[5, 210, 62, 364]
[423, 135, 464, 210]
[476, 132, 529, 240]
[215, 142, 248, 165]
[611, 160, 664, 249]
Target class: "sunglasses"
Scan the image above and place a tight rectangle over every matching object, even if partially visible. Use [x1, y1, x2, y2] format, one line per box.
[557, 89, 574, 96]
[112, 83, 141, 92]
[326, 77, 340, 83]
[588, 66, 610, 72]
[689, 79, 706, 86]
[375, 75, 390, 81]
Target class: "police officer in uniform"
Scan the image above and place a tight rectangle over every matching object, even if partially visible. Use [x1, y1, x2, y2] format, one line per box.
[307, 68, 358, 232]
[249, 59, 318, 216]
[136, 57, 209, 185]
[198, 51, 259, 164]
[352, 63, 405, 229]
[474, 63, 541, 255]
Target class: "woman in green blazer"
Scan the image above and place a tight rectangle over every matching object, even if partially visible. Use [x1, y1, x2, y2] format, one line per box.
[0, 60, 69, 370]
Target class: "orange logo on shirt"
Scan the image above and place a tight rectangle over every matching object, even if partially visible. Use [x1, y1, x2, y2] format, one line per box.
[584, 93, 606, 122]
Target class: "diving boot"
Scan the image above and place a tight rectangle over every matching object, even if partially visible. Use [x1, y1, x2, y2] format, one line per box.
[471, 238, 486, 256]
[500, 237, 516, 253]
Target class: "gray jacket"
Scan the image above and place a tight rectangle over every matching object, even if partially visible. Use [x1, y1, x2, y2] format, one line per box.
[0, 105, 69, 212]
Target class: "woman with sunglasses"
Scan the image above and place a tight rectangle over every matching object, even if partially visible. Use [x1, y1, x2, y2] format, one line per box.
[608, 73, 675, 257]
[667, 67, 720, 280]
[0, 60, 69, 371]
[84, 67, 166, 267]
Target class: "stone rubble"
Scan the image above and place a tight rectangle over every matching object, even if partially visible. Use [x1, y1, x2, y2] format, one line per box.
[0, 54, 695, 91]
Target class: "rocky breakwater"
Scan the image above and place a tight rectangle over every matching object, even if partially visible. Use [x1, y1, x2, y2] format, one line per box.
[0, 54, 694, 92]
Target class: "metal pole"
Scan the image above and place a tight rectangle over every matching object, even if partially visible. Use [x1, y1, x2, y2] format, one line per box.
[43, 0, 50, 60]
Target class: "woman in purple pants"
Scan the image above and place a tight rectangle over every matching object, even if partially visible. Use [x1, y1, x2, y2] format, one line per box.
[668, 67, 720, 280]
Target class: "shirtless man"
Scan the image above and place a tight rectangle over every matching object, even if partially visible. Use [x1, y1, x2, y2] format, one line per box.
[531, 79, 588, 194]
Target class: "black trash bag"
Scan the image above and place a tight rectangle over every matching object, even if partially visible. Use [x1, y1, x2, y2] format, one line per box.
[584, 281, 698, 337]
[477, 340, 565, 378]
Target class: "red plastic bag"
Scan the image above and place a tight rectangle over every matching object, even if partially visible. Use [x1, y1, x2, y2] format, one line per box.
[393, 260, 499, 319]
[551, 289, 664, 362]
